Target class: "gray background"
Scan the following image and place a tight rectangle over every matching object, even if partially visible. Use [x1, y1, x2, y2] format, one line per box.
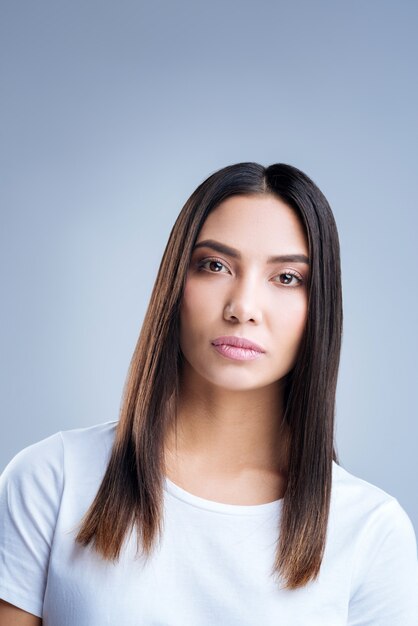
[1, 1, 417, 532]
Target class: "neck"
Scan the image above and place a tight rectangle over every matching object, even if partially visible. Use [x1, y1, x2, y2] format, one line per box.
[165, 362, 290, 477]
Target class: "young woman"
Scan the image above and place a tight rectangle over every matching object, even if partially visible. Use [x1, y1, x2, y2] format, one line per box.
[0, 162, 417, 625]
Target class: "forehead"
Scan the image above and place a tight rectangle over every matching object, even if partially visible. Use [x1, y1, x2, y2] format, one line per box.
[197, 194, 308, 256]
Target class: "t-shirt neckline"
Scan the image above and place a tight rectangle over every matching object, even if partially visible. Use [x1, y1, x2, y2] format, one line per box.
[163, 476, 283, 516]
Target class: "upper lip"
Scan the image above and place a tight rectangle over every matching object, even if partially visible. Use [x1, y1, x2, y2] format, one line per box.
[211, 335, 266, 353]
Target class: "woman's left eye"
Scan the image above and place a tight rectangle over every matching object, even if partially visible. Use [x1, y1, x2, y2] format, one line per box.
[273, 271, 303, 286]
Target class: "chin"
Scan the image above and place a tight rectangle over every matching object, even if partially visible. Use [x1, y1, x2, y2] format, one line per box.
[201, 370, 274, 392]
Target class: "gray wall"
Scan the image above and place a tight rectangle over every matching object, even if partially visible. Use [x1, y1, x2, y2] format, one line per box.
[1, 1, 417, 531]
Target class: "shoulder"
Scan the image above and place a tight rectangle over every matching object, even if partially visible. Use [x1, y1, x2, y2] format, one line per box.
[331, 460, 416, 536]
[0, 421, 115, 618]
[331, 461, 417, 580]
[0, 419, 119, 567]
[0, 430, 64, 504]
[0, 420, 118, 505]
[332, 463, 418, 622]
[332, 459, 396, 504]
[59, 419, 117, 470]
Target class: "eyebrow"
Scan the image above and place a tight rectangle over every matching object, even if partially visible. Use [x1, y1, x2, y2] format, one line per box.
[193, 239, 310, 266]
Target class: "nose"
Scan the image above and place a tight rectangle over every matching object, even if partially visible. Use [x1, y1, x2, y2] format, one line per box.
[223, 277, 263, 325]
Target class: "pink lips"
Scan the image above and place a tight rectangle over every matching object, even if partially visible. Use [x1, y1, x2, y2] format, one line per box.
[211, 335, 265, 361]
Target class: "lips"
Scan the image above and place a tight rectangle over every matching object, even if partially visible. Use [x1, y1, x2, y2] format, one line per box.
[211, 336, 265, 362]
[211, 335, 265, 353]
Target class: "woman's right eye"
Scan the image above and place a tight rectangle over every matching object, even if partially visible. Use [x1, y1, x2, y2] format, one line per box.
[197, 258, 230, 273]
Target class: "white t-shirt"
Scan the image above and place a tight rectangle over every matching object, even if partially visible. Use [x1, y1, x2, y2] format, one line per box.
[0, 420, 417, 625]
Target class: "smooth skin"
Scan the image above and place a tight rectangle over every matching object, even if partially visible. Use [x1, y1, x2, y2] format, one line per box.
[0, 599, 41, 625]
[164, 193, 310, 505]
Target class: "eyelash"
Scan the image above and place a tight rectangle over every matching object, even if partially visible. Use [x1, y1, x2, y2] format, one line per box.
[196, 257, 304, 287]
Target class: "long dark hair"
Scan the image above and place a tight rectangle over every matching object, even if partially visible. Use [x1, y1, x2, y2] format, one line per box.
[76, 162, 343, 589]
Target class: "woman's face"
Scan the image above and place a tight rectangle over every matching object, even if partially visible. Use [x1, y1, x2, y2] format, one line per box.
[179, 193, 310, 392]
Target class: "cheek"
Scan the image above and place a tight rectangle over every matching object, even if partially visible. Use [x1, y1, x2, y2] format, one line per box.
[180, 280, 199, 321]
[179, 280, 215, 364]
[277, 295, 308, 341]
[179, 278, 213, 331]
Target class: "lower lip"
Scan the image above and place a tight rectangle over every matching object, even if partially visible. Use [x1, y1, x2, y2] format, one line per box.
[212, 343, 264, 361]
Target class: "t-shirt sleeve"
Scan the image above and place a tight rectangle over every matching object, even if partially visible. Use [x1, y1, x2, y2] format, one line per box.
[348, 497, 418, 626]
[0, 432, 64, 618]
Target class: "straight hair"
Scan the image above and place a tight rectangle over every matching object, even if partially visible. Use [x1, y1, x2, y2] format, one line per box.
[76, 162, 343, 589]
